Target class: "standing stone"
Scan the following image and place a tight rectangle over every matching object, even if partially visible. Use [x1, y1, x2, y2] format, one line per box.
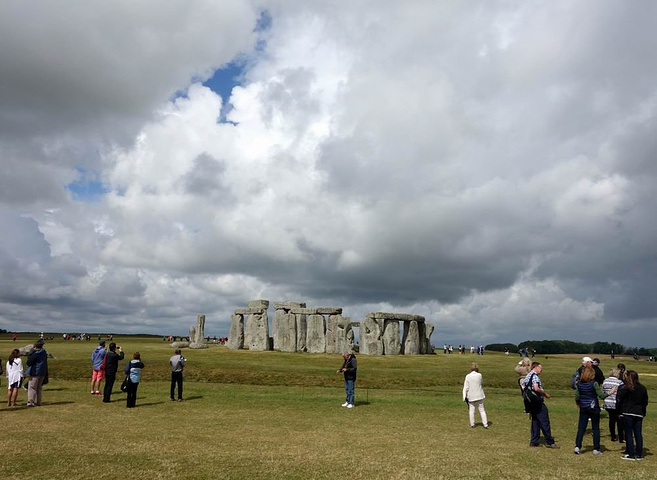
[360, 316, 383, 355]
[424, 322, 435, 354]
[335, 316, 354, 354]
[189, 315, 208, 349]
[382, 320, 401, 355]
[417, 322, 427, 354]
[246, 313, 270, 351]
[306, 314, 326, 353]
[277, 313, 297, 352]
[402, 321, 420, 355]
[227, 314, 244, 350]
[326, 315, 339, 354]
[296, 314, 307, 352]
[272, 309, 285, 349]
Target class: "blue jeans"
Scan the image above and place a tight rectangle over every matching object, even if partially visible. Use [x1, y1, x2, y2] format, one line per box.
[344, 379, 355, 405]
[575, 406, 600, 450]
[530, 403, 555, 446]
[623, 415, 644, 458]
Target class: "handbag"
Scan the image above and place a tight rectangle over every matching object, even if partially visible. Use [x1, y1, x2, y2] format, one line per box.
[120, 375, 130, 392]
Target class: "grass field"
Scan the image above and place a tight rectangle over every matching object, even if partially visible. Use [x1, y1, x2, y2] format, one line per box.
[0, 335, 655, 479]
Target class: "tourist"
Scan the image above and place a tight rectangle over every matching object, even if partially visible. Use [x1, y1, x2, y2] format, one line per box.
[574, 366, 614, 455]
[102, 343, 124, 403]
[26, 339, 48, 407]
[523, 362, 559, 448]
[125, 352, 145, 408]
[591, 358, 605, 385]
[337, 351, 357, 408]
[602, 368, 624, 443]
[6, 349, 23, 407]
[462, 363, 488, 428]
[169, 349, 185, 402]
[90, 340, 107, 396]
[616, 370, 649, 461]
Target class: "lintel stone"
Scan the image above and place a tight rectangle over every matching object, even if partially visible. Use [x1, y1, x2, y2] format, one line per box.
[236, 308, 266, 315]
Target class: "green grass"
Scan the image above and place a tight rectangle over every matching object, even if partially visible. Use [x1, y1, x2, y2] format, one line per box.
[1, 336, 655, 479]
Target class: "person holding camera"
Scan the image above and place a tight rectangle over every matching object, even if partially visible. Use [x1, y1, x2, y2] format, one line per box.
[169, 349, 185, 402]
[102, 342, 124, 403]
[337, 351, 357, 408]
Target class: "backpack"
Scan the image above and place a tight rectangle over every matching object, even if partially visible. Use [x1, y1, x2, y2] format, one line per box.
[569, 369, 580, 389]
[522, 373, 542, 407]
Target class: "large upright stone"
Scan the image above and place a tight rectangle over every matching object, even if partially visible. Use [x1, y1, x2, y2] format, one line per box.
[417, 322, 427, 354]
[272, 309, 285, 349]
[424, 322, 435, 354]
[245, 313, 270, 351]
[277, 313, 297, 352]
[335, 316, 354, 354]
[227, 314, 244, 350]
[382, 320, 401, 355]
[402, 321, 420, 355]
[360, 316, 383, 355]
[296, 314, 307, 352]
[189, 314, 208, 349]
[326, 315, 339, 354]
[306, 314, 326, 353]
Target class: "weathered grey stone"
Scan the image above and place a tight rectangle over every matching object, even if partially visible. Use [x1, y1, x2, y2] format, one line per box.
[290, 307, 318, 315]
[272, 309, 284, 349]
[235, 307, 266, 315]
[273, 301, 305, 310]
[245, 313, 270, 351]
[189, 314, 208, 349]
[171, 341, 190, 349]
[277, 313, 297, 352]
[248, 300, 270, 309]
[317, 307, 342, 315]
[402, 321, 421, 355]
[367, 312, 425, 323]
[360, 316, 383, 355]
[296, 314, 307, 352]
[424, 322, 435, 354]
[306, 314, 326, 353]
[335, 316, 354, 354]
[19, 344, 55, 358]
[382, 320, 401, 355]
[417, 322, 426, 354]
[227, 314, 244, 350]
[326, 314, 339, 354]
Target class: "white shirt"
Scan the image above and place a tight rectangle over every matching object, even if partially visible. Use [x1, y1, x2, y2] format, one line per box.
[6, 358, 23, 388]
[463, 371, 485, 402]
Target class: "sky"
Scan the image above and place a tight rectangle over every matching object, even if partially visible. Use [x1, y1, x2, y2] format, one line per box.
[1, 1, 657, 348]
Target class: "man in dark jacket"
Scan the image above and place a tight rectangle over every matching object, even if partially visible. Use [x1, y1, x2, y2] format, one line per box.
[102, 342, 124, 403]
[337, 351, 357, 408]
[26, 338, 48, 407]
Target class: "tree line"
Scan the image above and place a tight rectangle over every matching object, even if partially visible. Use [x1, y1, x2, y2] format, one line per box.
[486, 340, 656, 356]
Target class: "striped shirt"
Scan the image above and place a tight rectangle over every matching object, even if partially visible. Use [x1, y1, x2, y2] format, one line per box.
[602, 376, 623, 409]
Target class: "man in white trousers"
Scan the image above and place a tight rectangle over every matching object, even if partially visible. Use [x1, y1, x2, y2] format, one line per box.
[463, 362, 489, 428]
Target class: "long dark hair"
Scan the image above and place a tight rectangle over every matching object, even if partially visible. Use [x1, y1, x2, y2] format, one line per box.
[617, 363, 626, 380]
[623, 370, 639, 391]
[8, 349, 20, 365]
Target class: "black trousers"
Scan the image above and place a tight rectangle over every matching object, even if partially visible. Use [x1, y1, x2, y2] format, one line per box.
[126, 381, 139, 408]
[103, 373, 116, 402]
[170, 371, 183, 400]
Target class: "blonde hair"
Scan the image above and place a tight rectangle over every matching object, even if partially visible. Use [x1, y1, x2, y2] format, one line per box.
[580, 366, 595, 383]
[470, 363, 479, 372]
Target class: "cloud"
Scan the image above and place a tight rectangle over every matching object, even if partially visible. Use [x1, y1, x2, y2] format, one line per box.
[2, 2, 657, 347]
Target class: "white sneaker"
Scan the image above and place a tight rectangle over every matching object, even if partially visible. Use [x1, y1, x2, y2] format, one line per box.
[593, 450, 602, 456]
[621, 454, 635, 461]
[574, 447, 580, 455]
[341, 402, 349, 407]
[347, 404, 354, 408]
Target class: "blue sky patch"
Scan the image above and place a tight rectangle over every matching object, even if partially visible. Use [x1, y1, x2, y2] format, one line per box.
[67, 168, 108, 203]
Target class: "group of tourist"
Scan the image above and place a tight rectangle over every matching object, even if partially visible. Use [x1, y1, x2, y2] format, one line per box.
[3, 338, 49, 407]
[465, 357, 649, 460]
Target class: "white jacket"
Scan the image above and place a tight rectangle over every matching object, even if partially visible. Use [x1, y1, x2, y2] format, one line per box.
[463, 371, 485, 402]
[6, 358, 23, 386]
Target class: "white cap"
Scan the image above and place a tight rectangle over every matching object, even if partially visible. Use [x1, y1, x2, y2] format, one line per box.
[582, 356, 593, 363]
